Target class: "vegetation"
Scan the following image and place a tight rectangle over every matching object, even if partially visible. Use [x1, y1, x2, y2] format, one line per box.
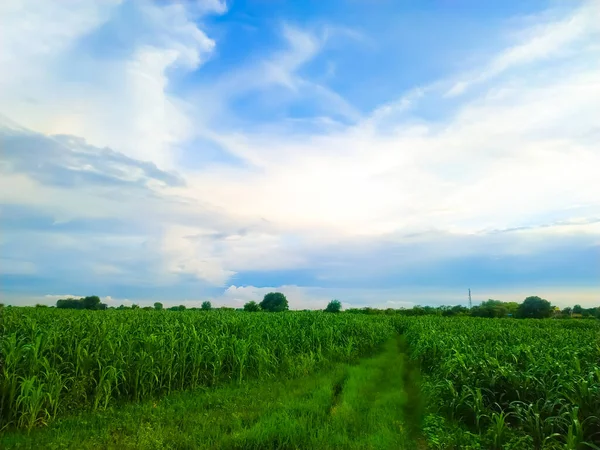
[1, 295, 599, 449]
[516, 295, 553, 318]
[55, 296, 107, 310]
[243, 300, 261, 312]
[397, 316, 600, 449]
[0, 308, 394, 431]
[325, 299, 342, 313]
[0, 337, 427, 449]
[201, 301, 212, 311]
[259, 292, 289, 312]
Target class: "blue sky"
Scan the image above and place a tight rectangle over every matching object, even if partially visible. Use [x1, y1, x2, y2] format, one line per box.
[1, 0, 599, 309]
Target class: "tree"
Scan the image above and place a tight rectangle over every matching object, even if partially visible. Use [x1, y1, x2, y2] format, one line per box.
[131, 304, 140, 310]
[82, 296, 101, 310]
[154, 302, 163, 310]
[471, 300, 508, 318]
[573, 304, 583, 314]
[259, 292, 289, 312]
[244, 301, 261, 312]
[516, 296, 553, 319]
[201, 301, 212, 311]
[178, 305, 186, 311]
[57, 298, 84, 309]
[325, 299, 342, 313]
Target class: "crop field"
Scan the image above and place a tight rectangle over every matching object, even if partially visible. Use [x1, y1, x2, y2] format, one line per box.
[398, 317, 600, 449]
[1, 308, 599, 449]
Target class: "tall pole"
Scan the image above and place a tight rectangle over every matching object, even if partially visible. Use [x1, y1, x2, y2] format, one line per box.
[468, 288, 472, 309]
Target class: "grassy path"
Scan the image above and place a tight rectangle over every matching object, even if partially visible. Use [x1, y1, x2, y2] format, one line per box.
[1, 337, 424, 449]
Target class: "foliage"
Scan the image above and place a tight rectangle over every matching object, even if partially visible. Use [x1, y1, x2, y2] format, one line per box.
[0, 338, 416, 449]
[259, 292, 289, 312]
[516, 295, 553, 318]
[154, 302, 163, 310]
[471, 299, 517, 318]
[324, 299, 342, 313]
[398, 316, 600, 448]
[56, 296, 106, 310]
[243, 301, 260, 312]
[0, 308, 395, 430]
[201, 301, 212, 311]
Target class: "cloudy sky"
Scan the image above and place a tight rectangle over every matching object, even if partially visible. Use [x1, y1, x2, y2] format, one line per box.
[1, 0, 599, 309]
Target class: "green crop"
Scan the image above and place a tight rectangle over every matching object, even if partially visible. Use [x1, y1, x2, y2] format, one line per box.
[396, 316, 600, 448]
[0, 308, 396, 430]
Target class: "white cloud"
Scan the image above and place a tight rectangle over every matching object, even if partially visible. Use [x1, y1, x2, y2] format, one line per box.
[1, 1, 599, 300]
[0, 0, 221, 170]
[446, 0, 600, 96]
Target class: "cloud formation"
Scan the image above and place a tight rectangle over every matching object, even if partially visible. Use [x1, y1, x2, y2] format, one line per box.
[1, 0, 598, 307]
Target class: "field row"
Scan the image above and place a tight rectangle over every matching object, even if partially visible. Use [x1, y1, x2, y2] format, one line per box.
[0, 308, 395, 430]
[2, 308, 599, 449]
[398, 317, 600, 449]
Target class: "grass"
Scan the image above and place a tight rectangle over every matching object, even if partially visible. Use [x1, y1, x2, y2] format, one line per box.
[1, 308, 396, 430]
[3, 309, 598, 448]
[0, 337, 424, 449]
[397, 317, 600, 449]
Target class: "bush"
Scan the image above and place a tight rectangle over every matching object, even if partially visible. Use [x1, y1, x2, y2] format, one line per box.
[201, 301, 212, 311]
[259, 292, 289, 312]
[154, 302, 163, 310]
[516, 296, 553, 319]
[325, 299, 342, 313]
[244, 301, 261, 312]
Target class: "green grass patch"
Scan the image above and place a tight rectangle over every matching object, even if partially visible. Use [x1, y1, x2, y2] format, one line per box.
[1, 337, 423, 449]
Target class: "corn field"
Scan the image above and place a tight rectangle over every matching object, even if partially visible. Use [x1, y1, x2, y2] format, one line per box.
[2, 308, 599, 448]
[397, 317, 600, 449]
[0, 308, 395, 430]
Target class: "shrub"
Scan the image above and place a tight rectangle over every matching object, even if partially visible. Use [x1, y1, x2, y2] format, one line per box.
[325, 299, 342, 313]
[244, 301, 261, 312]
[259, 292, 289, 312]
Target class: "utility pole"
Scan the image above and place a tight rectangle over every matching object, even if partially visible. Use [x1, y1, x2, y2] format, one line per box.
[468, 288, 472, 309]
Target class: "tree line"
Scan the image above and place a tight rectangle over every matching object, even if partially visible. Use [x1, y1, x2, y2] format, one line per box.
[347, 296, 600, 319]
[19, 293, 596, 319]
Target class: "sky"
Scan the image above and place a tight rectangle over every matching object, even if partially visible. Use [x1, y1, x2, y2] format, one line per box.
[1, 0, 599, 309]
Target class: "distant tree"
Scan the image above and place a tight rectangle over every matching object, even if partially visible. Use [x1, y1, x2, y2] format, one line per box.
[516, 296, 553, 319]
[471, 300, 509, 318]
[201, 301, 212, 311]
[325, 299, 342, 313]
[178, 305, 186, 311]
[259, 292, 289, 312]
[562, 306, 572, 317]
[244, 301, 261, 312]
[97, 303, 108, 310]
[142, 306, 152, 310]
[82, 296, 101, 310]
[154, 302, 163, 310]
[57, 298, 84, 309]
[131, 304, 140, 310]
[0, 303, 4, 308]
[35, 304, 48, 308]
[573, 304, 583, 314]
[442, 305, 469, 317]
[504, 302, 520, 316]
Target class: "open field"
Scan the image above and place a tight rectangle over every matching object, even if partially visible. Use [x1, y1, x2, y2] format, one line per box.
[1, 308, 599, 448]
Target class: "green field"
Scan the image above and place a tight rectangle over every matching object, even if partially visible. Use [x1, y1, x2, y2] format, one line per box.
[1, 308, 599, 449]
